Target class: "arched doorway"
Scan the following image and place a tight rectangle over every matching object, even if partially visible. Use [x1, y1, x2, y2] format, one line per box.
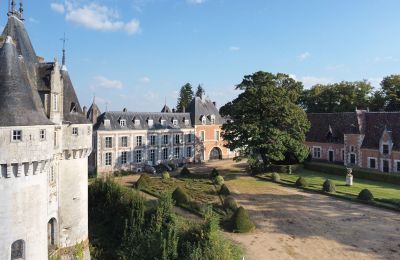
[209, 147, 222, 160]
[48, 218, 58, 252]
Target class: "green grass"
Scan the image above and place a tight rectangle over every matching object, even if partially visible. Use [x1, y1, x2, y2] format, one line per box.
[260, 168, 400, 208]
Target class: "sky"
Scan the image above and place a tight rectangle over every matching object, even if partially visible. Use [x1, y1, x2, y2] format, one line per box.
[2, 0, 400, 112]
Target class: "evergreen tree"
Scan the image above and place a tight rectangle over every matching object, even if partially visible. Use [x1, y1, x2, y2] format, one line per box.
[195, 84, 205, 97]
[177, 83, 194, 112]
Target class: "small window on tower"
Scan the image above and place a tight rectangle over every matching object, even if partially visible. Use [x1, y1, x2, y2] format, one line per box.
[12, 130, 22, 141]
[120, 119, 126, 127]
[40, 129, 46, 141]
[70, 102, 77, 113]
[72, 127, 78, 136]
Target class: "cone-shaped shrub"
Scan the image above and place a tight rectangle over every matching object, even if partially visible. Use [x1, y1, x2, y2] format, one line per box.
[172, 187, 190, 205]
[322, 179, 336, 193]
[214, 176, 224, 185]
[136, 174, 151, 190]
[272, 172, 280, 183]
[230, 206, 255, 233]
[295, 177, 308, 188]
[210, 168, 219, 178]
[224, 196, 238, 212]
[162, 171, 170, 180]
[358, 189, 374, 201]
[180, 167, 190, 176]
[219, 184, 231, 196]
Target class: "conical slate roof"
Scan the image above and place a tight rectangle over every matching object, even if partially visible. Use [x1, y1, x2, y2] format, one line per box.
[161, 105, 171, 113]
[0, 36, 52, 126]
[87, 99, 101, 124]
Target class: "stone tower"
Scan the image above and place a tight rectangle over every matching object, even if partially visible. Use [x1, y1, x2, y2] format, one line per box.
[0, 3, 91, 259]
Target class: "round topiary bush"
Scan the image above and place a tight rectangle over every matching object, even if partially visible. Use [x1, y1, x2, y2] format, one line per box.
[272, 172, 280, 183]
[136, 174, 151, 190]
[214, 176, 224, 185]
[224, 196, 238, 212]
[322, 179, 336, 193]
[172, 187, 190, 205]
[180, 167, 190, 176]
[210, 168, 219, 178]
[230, 206, 255, 233]
[295, 177, 308, 188]
[219, 184, 231, 196]
[358, 189, 374, 201]
[162, 171, 170, 180]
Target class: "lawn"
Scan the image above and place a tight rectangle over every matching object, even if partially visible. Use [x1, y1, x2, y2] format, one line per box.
[260, 168, 400, 208]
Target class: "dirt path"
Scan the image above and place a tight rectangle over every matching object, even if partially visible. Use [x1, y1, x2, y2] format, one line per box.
[225, 175, 400, 260]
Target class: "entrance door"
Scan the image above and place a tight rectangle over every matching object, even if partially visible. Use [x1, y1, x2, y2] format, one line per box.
[350, 154, 356, 164]
[328, 151, 334, 162]
[383, 160, 389, 173]
[209, 147, 222, 160]
[48, 218, 57, 252]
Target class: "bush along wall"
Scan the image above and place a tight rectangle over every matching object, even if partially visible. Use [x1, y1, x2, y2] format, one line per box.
[268, 164, 302, 174]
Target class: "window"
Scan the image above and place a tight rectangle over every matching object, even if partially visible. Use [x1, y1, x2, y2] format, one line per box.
[173, 119, 178, 126]
[211, 115, 215, 124]
[49, 167, 55, 183]
[53, 94, 58, 112]
[134, 119, 140, 126]
[175, 134, 180, 144]
[150, 135, 156, 146]
[120, 119, 126, 127]
[201, 116, 206, 125]
[121, 151, 127, 164]
[215, 130, 220, 141]
[121, 136, 128, 147]
[136, 150, 142, 163]
[148, 119, 154, 127]
[136, 136, 143, 146]
[11, 240, 25, 260]
[187, 133, 193, 143]
[350, 146, 354, 152]
[12, 130, 22, 141]
[105, 152, 112, 166]
[161, 119, 166, 126]
[163, 148, 168, 160]
[187, 147, 192, 158]
[72, 127, 78, 136]
[383, 144, 389, 155]
[105, 137, 113, 148]
[396, 161, 400, 172]
[174, 147, 180, 158]
[369, 158, 376, 169]
[150, 149, 155, 163]
[40, 129, 46, 141]
[313, 147, 321, 159]
[341, 149, 345, 161]
[200, 131, 205, 142]
[382, 159, 389, 172]
[184, 119, 190, 126]
[350, 154, 356, 164]
[54, 131, 58, 147]
[163, 135, 169, 145]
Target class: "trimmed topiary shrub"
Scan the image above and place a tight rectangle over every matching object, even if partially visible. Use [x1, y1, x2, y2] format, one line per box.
[168, 162, 177, 171]
[230, 206, 255, 233]
[358, 189, 374, 201]
[180, 167, 190, 176]
[322, 179, 336, 193]
[210, 168, 219, 178]
[224, 196, 238, 212]
[295, 177, 308, 188]
[219, 184, 231, 196]
[136, 174, 151, 190]
[172, 187, 190, 205]
[272, 172, 280, 183]
[214, 176, 224, 185]
[162, 171, 170, 180]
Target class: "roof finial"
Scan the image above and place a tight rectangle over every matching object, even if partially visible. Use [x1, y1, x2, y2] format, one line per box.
[60, 33, 68, 70]
[19, 0, 23, 18]
[8, 0, 16, 16]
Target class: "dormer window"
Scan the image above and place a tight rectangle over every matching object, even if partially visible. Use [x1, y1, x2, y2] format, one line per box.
[161, 119, 166, 126]
[134, 119, 140, 126]
[70, 102, 77, 113]
[147, 118, 154, 127]
[383, 144, 389, 155]
[104, 119, 111, 127]
[120, 119, 126, 127]
[173, 119, 178, 126]
[210, 115, 216, 124]
[201, 115, 206, 125]
[12, 130, 22, 141]
[184, 119, 190, 126]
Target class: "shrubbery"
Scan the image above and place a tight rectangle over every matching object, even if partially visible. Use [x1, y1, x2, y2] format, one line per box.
[219, 184, 231, 196]
[214, 176, 224, 185]
[358, 189, 374, 201]
[168, 162, 177, 171]
[322, 179, 336, 193]
[172, 187, 190, 205]
[210, 168, 219, 178]
[136, 174, 151, 190]
[272, 172, 280, 183]
[295, 177, 308, 188]
[223, 196, 238, 212]
[180, 167, 191, 176]
[230, 206, 255, 233]
[162, 171, 170, 180]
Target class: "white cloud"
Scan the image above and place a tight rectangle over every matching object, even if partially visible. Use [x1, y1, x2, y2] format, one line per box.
[298, 51, 310, 61]
[51, 3, 65, 13]
[368, 77, 383, 88]
[325, 64, 345, 71]
[139, 76, 151, 83]
[51, 1, 140, 35]
[229, 46, 240, 52]
[301, 76, 333, 88]
[374, 56, 399, 63]
[93, 76, 123, 89]
[187, 0, 206, 4]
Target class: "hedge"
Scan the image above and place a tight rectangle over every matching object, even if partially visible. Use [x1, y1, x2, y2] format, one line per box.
[304, 161, 400, 185]
[268, 164, 302, 174]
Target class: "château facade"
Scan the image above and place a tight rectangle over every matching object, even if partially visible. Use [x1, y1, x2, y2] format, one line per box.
[0, 3, 91, 259]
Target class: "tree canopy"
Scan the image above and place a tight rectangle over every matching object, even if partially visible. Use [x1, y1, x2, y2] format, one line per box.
[176, 83, 194, 112]
[380, 75, 400, 111]
[195, 84, 205, 97]
[220, 71, 310, 166]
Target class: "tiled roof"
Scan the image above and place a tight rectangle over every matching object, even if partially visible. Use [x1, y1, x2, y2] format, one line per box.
[186, 96, 224, 125]
[362, 112, 400, 150]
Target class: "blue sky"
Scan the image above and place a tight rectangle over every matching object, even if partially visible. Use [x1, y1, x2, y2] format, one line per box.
[2, 0, 400, 111]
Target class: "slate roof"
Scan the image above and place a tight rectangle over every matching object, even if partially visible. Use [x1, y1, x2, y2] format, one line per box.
[186, 96, 224, 125]
[161, 105, 171, 113]
[87, 100, 101, 123]
[0, 37, 52, 126]
[306, 113, 360, 144]
[362, 112, 400, 150]
[36, 62, 53, 91]
[94, 111, 193, 131]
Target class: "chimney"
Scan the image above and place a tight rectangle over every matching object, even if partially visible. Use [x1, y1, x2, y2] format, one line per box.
[212, 101, 217, 107]
[172, 108, 176, 113]
[123, 108, 128, 112]
[83, 106, 87, 116]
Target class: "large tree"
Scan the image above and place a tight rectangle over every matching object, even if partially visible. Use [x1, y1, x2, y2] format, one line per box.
[220, 71, 310, 167]
[195, 84, 205, 97]
[380, 75, 400, 111]
[176, 83, 194, 112]
[300, 80, 373, 112]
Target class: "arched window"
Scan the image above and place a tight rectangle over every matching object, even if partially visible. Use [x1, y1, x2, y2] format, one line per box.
[11, 240, 25, 260]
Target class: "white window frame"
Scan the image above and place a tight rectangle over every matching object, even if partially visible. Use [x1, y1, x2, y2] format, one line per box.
[173, 119, 178, 126]
[150, 135, 156, 146]
[136, 136, 143, 146]
[184, 119, 190, 126]
[312, 146, 321, 159]
[200, 131, 205, 142]
[381, 158, 390, 172]
[211, 115, 215, 124]
[150, 149, 155, 162]
[12, 130, 22, 142]
[215, 130, 220, 141]
[201, 116, 206, 125]
[186, 147, 192, 158]
[148, 119, 154, 127]
[162, 148, 168, 160]
[121, 151, 128, 165]
[395, 160, 400, 173]
[382, 143, 390, 155]
[161, 119, 166, 126]
[163, 134, 169, 145]
[368, 157, 377, 169]
[105, 152, 112, 166]
[72, 127, 78, 136]
[121, 136, 128, 147]
[175, 134, 180, 144]
[120, 119, 126, 127]
[349, 152, 356, 164]
[53, 94, 58, 112]
[327, 149, 334, 162]
[174, 147, 180, 158]
[40, 129, 46, 141]
[105, 137, 113, 148]
[136, 150, 143, 163]
[134, 119, 141, 126]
